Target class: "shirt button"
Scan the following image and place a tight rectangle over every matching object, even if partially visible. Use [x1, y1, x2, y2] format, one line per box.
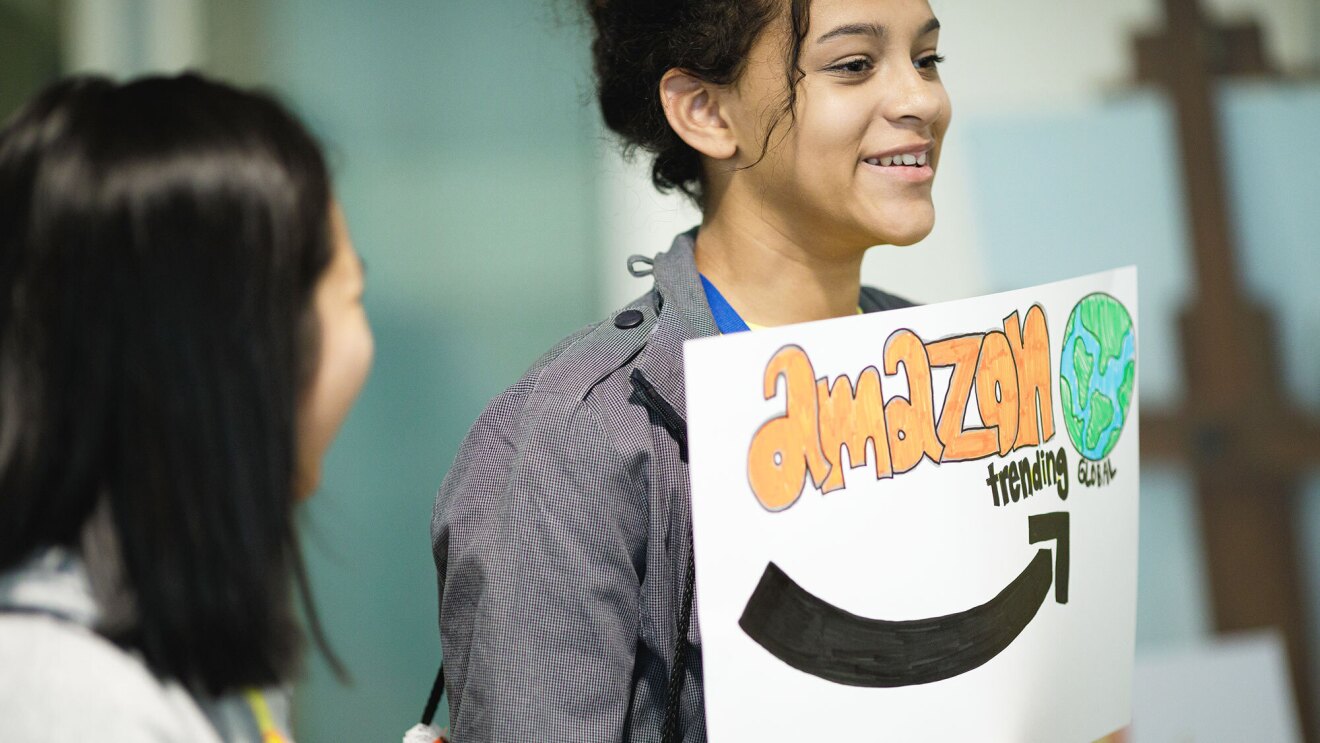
[614, 309, 644, 329]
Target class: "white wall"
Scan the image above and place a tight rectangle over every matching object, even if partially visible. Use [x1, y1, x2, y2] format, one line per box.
[63, 0, 204, 76]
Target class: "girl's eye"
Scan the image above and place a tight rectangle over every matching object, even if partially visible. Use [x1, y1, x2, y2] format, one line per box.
[828, 57, 873, 75]
[915, 53, 946, 71]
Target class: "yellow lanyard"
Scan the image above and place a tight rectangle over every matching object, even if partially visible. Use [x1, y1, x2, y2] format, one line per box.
[242, 688, 289, 743]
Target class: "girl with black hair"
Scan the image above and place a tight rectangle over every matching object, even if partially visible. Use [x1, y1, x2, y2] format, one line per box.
[0, 74, 373, 742]
[432, 0, 947, 740]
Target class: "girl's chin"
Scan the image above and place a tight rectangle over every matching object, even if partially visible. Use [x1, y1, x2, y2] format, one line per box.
[883, 228, 934, 247]
[861, 216, 935, 248]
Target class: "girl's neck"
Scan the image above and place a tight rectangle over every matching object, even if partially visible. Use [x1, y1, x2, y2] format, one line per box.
[693, 204, 864, 328]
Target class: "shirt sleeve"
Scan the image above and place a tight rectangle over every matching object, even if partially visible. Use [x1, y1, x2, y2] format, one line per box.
[433, 389, 647, 743]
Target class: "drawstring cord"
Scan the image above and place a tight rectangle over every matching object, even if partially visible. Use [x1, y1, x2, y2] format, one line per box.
[403, 665, 446, 742]
[627, 254, 655, 277]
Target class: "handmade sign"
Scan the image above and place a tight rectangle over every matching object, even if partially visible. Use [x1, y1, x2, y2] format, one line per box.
[684, 268, 1138, 742]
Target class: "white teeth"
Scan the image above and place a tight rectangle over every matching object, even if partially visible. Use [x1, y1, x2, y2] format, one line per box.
[868, 152, 930, 167]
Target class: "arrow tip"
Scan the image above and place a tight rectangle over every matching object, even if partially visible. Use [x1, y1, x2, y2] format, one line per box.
[1028, 512, 1070, 604]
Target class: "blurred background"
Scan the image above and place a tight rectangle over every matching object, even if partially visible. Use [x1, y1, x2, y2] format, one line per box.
[1, 0, 1317, 740]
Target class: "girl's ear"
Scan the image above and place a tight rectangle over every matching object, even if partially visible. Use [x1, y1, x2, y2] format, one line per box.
[658, 68, 738, 162]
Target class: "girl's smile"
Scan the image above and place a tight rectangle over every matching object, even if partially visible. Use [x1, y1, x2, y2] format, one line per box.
[860, 139, 936, 183]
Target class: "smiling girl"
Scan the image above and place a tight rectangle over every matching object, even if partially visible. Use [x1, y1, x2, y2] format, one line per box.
[432, 0, 945, 740]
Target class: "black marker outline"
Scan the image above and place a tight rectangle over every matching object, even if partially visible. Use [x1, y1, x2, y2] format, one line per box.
[738, 511, 1069, 687]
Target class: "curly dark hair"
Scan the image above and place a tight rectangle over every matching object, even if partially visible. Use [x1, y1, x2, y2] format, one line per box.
[584, 0, 811, 204]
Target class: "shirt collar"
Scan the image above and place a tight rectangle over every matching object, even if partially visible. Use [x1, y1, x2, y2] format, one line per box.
[0, 547, 101, 628]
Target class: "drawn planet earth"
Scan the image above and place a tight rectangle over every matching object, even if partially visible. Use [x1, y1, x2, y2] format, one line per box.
[1058, 293, 1135, 461]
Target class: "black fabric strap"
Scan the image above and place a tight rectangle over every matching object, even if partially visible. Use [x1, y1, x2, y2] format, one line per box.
[421, 663, 446, 726]
[630, 368, 698, 742]
[660, 534, 696, 743]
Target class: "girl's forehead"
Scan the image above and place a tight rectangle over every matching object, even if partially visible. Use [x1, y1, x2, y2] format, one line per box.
[803, 0, 938, 34]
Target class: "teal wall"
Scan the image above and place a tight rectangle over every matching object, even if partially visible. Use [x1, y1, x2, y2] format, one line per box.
[259, 2, 601, 738]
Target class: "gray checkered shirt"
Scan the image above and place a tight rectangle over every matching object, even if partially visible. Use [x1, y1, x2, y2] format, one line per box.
[432, 229, 912, 742]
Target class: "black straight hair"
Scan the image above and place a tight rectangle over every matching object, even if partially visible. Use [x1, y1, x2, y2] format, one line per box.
[0, 73, 339, 695]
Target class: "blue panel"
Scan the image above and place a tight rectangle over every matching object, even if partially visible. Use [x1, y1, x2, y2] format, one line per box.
[1220, 83, 1320, 411]
[964, 91, 1192, 407]
[1134, 466, 1213, 647]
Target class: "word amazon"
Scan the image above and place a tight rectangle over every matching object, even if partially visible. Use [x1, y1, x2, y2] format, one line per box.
[748, 307, 1057, 511]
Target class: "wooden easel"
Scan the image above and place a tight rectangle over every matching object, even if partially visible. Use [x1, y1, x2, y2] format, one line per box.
[1134, 0, 1318, 738]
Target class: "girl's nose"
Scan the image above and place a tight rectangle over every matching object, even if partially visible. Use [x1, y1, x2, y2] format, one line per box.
[883, 63, 946, 129]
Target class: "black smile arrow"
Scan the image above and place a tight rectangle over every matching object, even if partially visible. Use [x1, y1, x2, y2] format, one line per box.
[738, 511, 1069, 687]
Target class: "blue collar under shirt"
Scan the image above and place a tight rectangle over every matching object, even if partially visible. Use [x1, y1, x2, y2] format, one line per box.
[699, 274, 750, 334]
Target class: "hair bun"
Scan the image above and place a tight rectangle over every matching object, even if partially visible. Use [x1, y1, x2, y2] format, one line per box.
[581, 0, 782, 202]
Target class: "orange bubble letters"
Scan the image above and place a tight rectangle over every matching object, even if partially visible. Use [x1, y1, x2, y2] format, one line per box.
[816, 367, 893, 493]
[976, 330, 1020, 457]
[1003, 307, 1054, 447]
[747, 346, 830, 511]
[745, 305, 1057, 511]
[883, 330, 945, 474]
[927, 335, 998, 462]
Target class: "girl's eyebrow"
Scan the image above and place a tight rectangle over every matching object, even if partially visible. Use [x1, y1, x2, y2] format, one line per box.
[817, 22, 885, 44]
[815, 17, 940, 45]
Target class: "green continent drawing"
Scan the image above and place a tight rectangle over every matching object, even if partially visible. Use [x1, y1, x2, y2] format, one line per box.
[1078, 294, 1132, 375]
[1059, 293, 1135, 461]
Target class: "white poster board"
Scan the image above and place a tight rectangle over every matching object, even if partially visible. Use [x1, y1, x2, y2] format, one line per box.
[684, 268, 1138, 742]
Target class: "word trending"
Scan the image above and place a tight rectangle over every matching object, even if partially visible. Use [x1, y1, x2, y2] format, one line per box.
[986, 448, 1070, 506]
